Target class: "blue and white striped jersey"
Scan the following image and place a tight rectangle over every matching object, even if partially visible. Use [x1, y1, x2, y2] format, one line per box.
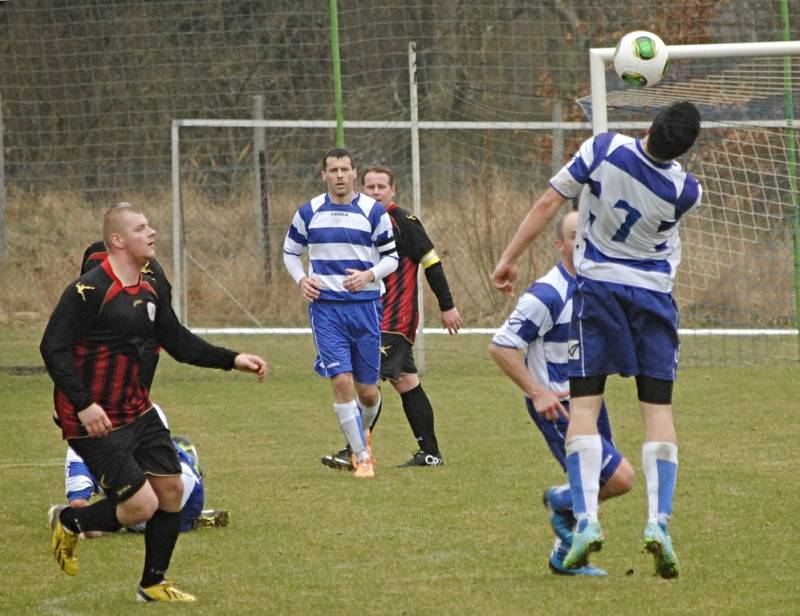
[550, 132, 702, 293]
[492, 262, 575, 395]
[283, 192, 398, 301]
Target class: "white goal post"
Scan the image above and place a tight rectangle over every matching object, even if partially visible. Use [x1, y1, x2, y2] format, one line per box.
[170, 42, 594, 372]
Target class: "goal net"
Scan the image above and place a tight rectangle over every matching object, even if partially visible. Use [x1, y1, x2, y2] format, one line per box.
[582, 41, 800, 365]
[171, 42, 799, 368]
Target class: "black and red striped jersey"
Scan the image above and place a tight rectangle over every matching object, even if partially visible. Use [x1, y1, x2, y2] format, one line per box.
[80, 241, 168, 391]
[41, 258, 237, 439]
[381, 204, 452, 342]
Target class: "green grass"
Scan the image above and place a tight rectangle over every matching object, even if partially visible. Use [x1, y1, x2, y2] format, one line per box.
[2, 327, 799, 615]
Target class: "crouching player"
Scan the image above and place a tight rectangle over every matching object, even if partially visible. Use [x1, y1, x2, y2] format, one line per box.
[489, 210, 634, 576]
[55, 406, 228, 536]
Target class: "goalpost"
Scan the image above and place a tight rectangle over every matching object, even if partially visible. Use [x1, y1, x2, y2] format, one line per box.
[171, 40, 800, 368]
[586, 39, 800, 361]
[170, 42, 594, 372]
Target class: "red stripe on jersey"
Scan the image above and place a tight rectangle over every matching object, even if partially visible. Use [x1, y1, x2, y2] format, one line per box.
[54, 389, 79, 437]
[90, 344, 110, 405]
[106, 353, 129, 415]
[125, 363, 150, 416]
[87, 251, 107, 263]
[140, 280, 157, 297]
[74, 340, 90, 370]
[381, 255, 420, 340]
[383, 267, 400, 320]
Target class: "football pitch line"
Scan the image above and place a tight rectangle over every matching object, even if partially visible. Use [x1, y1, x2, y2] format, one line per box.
[0, 459, 62, 468]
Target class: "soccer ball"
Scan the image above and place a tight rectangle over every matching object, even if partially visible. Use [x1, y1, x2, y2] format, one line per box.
[613, 31, 669, 87]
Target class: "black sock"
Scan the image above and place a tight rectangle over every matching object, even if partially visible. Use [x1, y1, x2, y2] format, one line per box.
[140, 509, 181, 588]
[60, 498, 122, 533]
[400, 384, 439, 455]
[369, 399, 382, 432]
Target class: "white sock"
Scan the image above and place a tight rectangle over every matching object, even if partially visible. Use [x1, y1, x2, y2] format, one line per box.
[565, 434, 602, 525]
[357, 391, 381, 432]
[333, 401, 366, 456]
[642, 441, 678, 526]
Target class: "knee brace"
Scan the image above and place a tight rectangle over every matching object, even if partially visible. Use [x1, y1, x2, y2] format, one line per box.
[635, 374, 673, 404]
[569, 374, 607, 398]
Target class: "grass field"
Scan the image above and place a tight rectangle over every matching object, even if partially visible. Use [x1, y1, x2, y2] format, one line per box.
[2, 326, 799, 615]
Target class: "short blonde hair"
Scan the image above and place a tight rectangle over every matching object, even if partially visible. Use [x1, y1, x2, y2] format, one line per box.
[102, 202, 142, 247]
[555, 209, 578, 241]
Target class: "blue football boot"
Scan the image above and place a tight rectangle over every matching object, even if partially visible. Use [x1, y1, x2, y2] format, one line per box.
[563, 519, 604, 569]
[548, 538, 607, 577]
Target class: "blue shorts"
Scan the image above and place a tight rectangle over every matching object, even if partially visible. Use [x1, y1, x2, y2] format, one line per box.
[568, 277, 679, 381]
[309, 299, 383, 384]
[525, 398, 622, 484]
[180, 480, 205, 533]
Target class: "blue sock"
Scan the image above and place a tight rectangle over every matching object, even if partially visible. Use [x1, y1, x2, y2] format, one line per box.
[643, 441, 678, 528]
[565, 435, 602, 524]
[550, 484, 573, 511]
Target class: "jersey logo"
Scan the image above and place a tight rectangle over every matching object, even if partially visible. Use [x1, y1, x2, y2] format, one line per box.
[133, 299, 143, 307]
[75, 283, 95, 301]
[406, 214, 417, 221]
[147, 302, 157, 321]
[380, 344, 391, 356]
[568, 339, 581, 360]
[140, 261, 154, 275]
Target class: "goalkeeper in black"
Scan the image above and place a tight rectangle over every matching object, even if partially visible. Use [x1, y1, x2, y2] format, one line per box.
[41, 202, 266, 603]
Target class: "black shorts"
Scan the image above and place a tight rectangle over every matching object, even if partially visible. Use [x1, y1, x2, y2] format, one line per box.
[380, 332, 417, 381]
[67, 407, 181, 503]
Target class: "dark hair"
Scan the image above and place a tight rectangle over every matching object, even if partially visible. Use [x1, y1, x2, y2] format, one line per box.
[360, 164, 396, 187]
[647, 101, 701, 161]
[321, 147, 355, 171]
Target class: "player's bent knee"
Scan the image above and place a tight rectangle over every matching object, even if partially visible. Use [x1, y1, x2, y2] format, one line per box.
[613, 458, 636, 495]
[600, 458, 635, 499]
[149, 475, 184, 511]
[331, 372, 355, 400]
[117, 483, 159, 526]
[356, 383, 381, 407]
[394, 372, 420, 394]
[570, 374, 607, 398]
[636, 375, 673, 404]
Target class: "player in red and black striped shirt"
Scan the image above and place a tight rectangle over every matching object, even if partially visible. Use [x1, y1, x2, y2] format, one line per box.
[321, 165, 461, 469]
[41, 203, 266, 602]
[79, 239, 167, 391]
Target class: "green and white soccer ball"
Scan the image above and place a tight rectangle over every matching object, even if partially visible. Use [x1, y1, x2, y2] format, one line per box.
[613, 31, 669, 87]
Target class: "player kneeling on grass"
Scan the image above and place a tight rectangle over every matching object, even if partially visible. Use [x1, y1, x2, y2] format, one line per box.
[41, 202, 267, 602]
[53, 405, 228, 538]
[490, 211, 634, 576]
